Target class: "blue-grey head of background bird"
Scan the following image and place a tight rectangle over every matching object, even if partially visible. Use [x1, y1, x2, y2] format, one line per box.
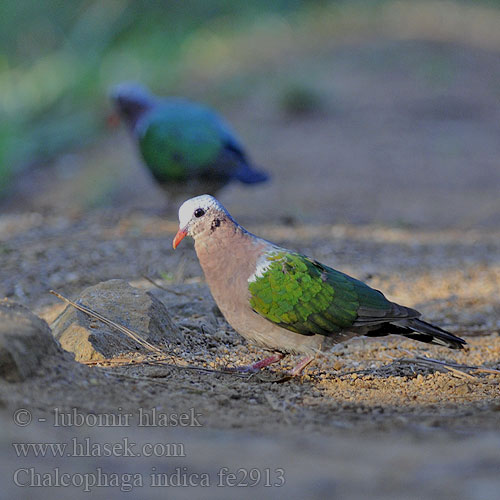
[110, 82, 156, 130]
[110, 82, 270, 201]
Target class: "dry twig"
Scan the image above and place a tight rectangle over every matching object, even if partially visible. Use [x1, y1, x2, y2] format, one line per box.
[386, 352, 494, 381]
[50, 289, 168, 356]
[50, 291, 256, 379]
[142, 276, 184, 296]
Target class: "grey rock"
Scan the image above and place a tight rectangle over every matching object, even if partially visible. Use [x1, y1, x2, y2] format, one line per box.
[0, 300, 63, 382]
[51, 279, 181, 362]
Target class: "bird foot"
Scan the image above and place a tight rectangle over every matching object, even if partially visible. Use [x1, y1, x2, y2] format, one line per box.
[226, 353, 284, 374]
[288, 356, 314, 377]
[270, 357, 315, 383]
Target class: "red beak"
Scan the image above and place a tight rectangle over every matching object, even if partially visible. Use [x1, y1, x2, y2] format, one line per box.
[172, 228, 188, 249]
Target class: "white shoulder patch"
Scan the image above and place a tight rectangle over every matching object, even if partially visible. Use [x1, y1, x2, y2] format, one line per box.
[248, 248, 282, 283]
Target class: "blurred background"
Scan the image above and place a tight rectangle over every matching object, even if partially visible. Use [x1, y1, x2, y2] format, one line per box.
[2, 4, 500, 499]
[1, 0, 499, 227]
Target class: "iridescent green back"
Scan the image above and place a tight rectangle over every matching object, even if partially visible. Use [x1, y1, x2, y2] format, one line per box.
[248, 252, 390, 336]
[138, 102, 226, 182]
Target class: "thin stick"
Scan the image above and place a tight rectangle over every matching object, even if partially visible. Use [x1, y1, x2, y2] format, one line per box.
[142, 276, 184, 295]
[50, 290, 167, 356]
[441, 365, 477, 381]
[394, 357, 477, 380]
[413, 355, 500, 376]
[472, 367, 500, 375]
[140, 359, 253, 378]
[82, 358, 145, 366]
[83, 355, 253, 378]
[103, 371, 173, 388]
[414, 355, 476, 369]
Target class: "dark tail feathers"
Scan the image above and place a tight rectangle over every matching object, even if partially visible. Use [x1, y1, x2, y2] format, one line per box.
[401, 318, 466, 349]
[234, 163, 270, 184]
[365, 318, 466, 349]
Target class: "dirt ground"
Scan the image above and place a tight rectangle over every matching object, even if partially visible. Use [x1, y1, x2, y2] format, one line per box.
[1, 39, 500, 499]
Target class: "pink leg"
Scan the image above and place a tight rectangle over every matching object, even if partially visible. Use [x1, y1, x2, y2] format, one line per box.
[229, 353, 285, 373]
[288, 356, 314, 377]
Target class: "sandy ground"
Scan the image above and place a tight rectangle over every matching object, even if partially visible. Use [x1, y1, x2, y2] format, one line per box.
[1, 39, 499, 499]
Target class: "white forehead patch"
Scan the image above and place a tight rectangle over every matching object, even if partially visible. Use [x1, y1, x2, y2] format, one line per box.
[177, 195, 226, 228]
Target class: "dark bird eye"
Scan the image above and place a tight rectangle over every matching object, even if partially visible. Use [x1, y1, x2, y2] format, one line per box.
[194, 208, 205, 218]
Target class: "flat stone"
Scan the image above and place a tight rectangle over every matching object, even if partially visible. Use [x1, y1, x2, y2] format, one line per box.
[0, 300, 63, 382]
[51, 279, 181, 362]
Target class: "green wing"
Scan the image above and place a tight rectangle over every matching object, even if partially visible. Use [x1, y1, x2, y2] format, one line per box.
[138, 103, 223, 182]
[248, 252, 392, 336]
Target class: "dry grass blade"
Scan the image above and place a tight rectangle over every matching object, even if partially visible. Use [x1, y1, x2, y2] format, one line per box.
[414, 355, 475, 369]
[103, 371, 173, 389]
[143, 276, 184, 296]
[472, 367, 500, 375]
[141, 360, 254, 378]
[50, 289, 167, 357]
[394, 356, 477, 381]
[82, 357, 146, 367]
[412, 355, 497, 380]
[441, 365, 477, 381]
[80, 352, 253, 379]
